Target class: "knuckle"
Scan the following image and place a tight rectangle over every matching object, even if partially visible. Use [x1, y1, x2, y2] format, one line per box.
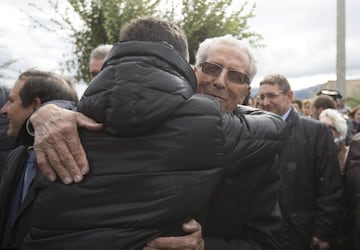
[61, 125, 75, 136]
[36, 156, 47, 167]
[47, 134, 58, 144]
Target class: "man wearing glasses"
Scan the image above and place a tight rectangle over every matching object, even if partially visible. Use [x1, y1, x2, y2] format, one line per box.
[257, 74, 343, 250]
[27, 35, 284, 250]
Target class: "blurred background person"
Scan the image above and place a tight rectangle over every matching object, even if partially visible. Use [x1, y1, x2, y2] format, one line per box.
[349, 105, 360, 137]
[311, 94, 336, 120]
[312, 94, 356, 146]
[336, 97, 352, 117]
[316, 89, 342, 103]
[292, 99, 303, 114]
[89, 44, 113, 80]
[319, 108, 348, 175]
[302, 98, 313, 117]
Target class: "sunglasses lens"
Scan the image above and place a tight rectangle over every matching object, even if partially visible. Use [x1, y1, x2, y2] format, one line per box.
[200, 61, 249, 84]
[228, 71, 248, 84]
[201, 62, 222, 77]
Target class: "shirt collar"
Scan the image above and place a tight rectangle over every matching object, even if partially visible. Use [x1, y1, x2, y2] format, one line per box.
[282, 107, 293, 121]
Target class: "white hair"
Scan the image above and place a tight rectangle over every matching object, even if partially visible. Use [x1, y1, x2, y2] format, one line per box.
[195, 34, 257, 83]
[319, 108, 348, 137]
[90, 44, 113, 60]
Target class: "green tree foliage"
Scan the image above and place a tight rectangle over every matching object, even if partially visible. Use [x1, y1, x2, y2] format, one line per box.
[47, 0, 162, 83]
[165, 0, 262, 65]
[43, 0, 261, 83]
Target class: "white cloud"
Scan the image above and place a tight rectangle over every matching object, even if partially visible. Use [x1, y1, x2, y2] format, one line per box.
[0, 0, 73, 88]
[249, 0, 360, 90]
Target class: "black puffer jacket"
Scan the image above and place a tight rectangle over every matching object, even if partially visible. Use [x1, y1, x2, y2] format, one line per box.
[24, 41, 287, 250]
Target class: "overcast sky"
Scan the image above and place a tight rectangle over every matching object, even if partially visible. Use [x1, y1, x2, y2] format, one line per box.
[0, 0, 359, 94]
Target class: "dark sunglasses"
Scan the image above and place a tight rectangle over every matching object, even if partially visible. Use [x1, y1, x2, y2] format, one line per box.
[199, 61, 249, 85]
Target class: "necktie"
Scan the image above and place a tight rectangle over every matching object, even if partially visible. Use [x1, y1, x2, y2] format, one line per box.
[21, 151, 37, 202]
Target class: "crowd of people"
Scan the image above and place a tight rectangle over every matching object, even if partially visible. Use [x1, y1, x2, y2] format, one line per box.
[0, 16, 359, 250]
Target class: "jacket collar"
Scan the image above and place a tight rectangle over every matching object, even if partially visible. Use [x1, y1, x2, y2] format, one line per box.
[285, 107, 300, 128]
[103, 41, 197, 91]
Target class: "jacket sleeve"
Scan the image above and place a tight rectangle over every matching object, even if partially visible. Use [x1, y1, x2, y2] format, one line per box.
[204, 106, 287, 249]
[204, 156, 283, 250]
[222, 105, 288, 174]
[312, 122, 343, 242]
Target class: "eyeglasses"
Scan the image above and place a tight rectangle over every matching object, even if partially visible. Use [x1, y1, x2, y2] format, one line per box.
[199, 61, 249, 85]
[257, 92, 284, 101]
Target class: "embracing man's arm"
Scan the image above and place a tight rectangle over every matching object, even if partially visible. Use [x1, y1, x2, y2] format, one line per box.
[30, 103, 103, 184]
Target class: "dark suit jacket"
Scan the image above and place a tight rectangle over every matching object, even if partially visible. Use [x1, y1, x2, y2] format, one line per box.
[0, 146, 36, 249]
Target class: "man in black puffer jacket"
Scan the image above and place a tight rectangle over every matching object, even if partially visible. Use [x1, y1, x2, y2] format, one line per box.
[23, 17, 287, 250]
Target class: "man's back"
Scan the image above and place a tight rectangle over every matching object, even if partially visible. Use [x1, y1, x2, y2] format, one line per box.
[24, 40, 225, 249]
[24, 41, 287, 250]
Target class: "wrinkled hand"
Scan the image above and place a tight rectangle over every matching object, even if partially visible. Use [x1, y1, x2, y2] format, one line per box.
[144, 219, 204, 250]
[311, 236, 330, 250]
[30, 104, 103, 184]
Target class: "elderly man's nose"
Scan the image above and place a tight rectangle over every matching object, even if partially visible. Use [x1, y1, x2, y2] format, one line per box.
[213, 71, 227, 88]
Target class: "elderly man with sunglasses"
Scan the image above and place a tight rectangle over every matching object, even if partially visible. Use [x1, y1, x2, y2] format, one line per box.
[143, 35, 283, 250]
[27, 35, 284, 250]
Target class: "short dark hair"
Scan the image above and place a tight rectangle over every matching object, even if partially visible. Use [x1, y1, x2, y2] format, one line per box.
[259, 74, 291, 93]
[18, 70, 78, 107]
[292, 99, 303, 110]
[118, 16, 189, 61]
[312, 95, 336, 110]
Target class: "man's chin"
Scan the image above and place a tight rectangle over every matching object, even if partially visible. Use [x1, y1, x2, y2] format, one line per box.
[217, 99, 228, 110]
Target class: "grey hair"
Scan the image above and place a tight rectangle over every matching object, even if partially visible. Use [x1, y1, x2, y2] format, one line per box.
[319, 108, 348, 138]
[90, 44, 113, 60]
[195, 34, 257, 83]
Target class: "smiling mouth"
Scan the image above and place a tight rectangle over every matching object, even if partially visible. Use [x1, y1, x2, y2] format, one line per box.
[209, 93, 226, 101]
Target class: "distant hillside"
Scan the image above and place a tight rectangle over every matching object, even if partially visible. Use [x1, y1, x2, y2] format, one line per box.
[293, 84, 323, 99]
